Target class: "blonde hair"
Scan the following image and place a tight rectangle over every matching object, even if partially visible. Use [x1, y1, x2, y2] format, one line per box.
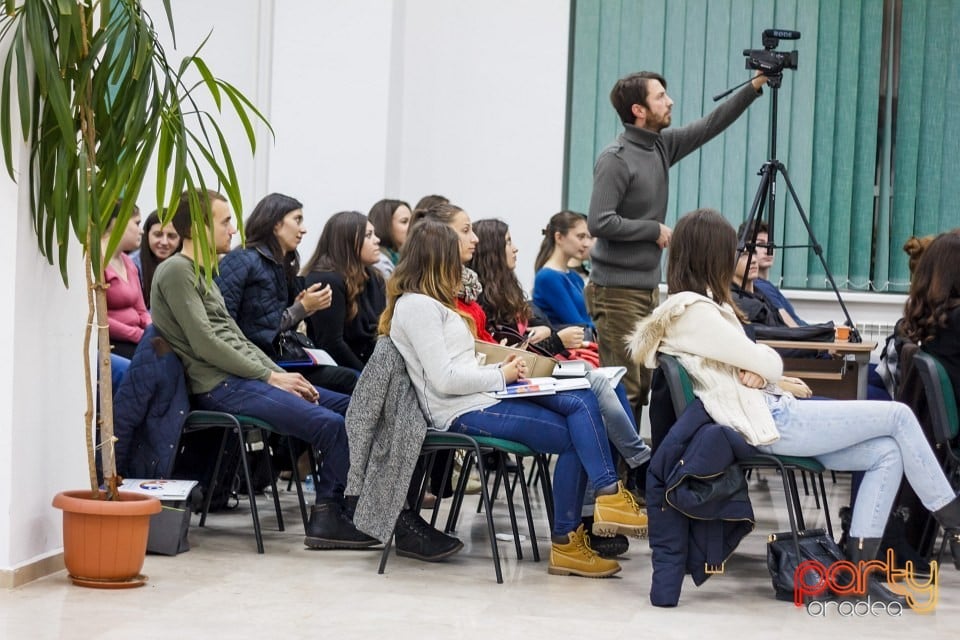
[379, 219, 476, 336]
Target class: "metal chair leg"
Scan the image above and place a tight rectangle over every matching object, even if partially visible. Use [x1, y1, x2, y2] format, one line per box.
[234, 427, 265, 554]
[513, 454, 541, 561]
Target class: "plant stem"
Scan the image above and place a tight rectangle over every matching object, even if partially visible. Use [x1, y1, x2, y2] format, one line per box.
[82, 244, 97, 497]
[79, 0, 117, 499]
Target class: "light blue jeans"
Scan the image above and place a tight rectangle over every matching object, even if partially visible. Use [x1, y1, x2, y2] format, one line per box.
[758, 394, 956, 537]
[587, 371, 652, 468]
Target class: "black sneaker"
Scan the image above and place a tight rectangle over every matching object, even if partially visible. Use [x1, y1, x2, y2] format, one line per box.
[304, 500, 380, 550]
[394, 509, 464, 562]
[588, 533, 630, 558]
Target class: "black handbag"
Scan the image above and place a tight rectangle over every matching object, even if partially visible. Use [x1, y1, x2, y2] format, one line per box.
[489, 325, 556, 357]
[752, 321, 836, 342]
[766, 528, 846, 602]
[273, 329, 315, 365]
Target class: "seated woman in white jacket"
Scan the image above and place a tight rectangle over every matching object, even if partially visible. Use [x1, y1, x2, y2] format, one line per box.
[629, 207, 960, 602]
[382, 218, 648, 578]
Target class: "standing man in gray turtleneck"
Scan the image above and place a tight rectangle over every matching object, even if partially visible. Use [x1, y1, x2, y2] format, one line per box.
[584, 70, 768, 426]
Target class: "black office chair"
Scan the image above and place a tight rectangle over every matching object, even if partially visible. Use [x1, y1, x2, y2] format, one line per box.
[910, 351, 960, 565]
[176, 411, 313, 554]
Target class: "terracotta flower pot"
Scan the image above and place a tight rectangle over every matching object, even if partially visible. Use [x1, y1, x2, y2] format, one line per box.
[52, 490, 162, 588]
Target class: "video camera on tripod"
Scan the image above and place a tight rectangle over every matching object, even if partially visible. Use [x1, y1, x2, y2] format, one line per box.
[744, 29, 800, 88]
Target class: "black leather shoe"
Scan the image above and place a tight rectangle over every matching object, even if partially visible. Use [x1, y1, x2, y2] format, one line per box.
[394, 509, 463, 562]
[588, 532, 630, 558]
[304, 500, 379, 550]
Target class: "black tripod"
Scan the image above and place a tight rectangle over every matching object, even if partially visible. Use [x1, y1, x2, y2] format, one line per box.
[729, 73, 860, 342]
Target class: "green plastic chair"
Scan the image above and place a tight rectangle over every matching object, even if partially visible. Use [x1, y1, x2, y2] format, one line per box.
[178, 411, 313, 554]
[377, 431, 550, 583]
[656, 353, 834, 563]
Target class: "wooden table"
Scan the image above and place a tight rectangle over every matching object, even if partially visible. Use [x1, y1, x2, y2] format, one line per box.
[758, 340, 878, 400]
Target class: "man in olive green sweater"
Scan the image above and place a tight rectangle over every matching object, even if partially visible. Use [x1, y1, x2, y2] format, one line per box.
[150, 190, 376, 551]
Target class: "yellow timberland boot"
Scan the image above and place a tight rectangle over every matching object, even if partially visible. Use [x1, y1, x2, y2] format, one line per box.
[548, 524, 621, 578]
[593, 481, 648, 538]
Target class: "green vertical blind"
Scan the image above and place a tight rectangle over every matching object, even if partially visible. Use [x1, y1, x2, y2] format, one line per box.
[565, 0, 959, 292]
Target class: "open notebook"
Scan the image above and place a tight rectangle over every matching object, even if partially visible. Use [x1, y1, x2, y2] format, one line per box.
[488, 376, 591, 399]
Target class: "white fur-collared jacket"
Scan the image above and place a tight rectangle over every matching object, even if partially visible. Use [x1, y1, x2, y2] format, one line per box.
[628, 291, 784, 446]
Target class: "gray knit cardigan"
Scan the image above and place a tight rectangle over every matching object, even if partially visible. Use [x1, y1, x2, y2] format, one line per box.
[345, 336, 428, 542]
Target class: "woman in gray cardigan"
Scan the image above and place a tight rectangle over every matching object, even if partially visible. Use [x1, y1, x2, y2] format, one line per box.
[381, 218, 648, 579]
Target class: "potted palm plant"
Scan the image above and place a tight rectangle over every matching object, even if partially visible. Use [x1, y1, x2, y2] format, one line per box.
[0, 0, 269, 586]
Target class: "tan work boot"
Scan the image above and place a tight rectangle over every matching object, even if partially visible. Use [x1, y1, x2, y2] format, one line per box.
[548, 524, 621, 578]
[593, 481, 648, 538]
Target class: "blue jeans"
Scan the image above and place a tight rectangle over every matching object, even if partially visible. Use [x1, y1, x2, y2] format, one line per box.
[450, 389, 619, 537]
[194, 376, 351, 502]
[758, 395, 955, 537]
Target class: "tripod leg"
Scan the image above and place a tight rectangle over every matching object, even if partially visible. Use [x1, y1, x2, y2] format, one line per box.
[737, 164, 774, 292]
[775, 162, 860, 340]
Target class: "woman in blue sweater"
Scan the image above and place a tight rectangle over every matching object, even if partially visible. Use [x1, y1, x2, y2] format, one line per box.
[533, 211, 596, 333]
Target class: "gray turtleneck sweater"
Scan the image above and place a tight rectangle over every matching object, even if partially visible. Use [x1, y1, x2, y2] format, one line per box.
[587, 83, 761, 289]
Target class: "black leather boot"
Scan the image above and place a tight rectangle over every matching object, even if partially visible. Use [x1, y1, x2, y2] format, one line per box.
[342, 495, 359, 520]
[847, 537, 908, 606]
[933, 496, 960, 569]
[304, 500, 379, 550]
[394, 509, 463, 562]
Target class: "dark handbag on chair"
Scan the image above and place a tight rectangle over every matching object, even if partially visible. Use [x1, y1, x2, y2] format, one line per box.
[766, 528, 846, 602]
[273, 330, 315, 365]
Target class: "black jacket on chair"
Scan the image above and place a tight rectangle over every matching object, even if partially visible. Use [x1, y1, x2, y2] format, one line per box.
[646, 399, 757, 607]
[114, 325, 190, 478]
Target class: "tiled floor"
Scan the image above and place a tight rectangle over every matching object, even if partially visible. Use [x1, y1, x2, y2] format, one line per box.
[2, 471, 957, 639]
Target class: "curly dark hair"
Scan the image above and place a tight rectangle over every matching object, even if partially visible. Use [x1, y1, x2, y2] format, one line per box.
[467, 219, 530, 326]
[903, 231, 960, 344]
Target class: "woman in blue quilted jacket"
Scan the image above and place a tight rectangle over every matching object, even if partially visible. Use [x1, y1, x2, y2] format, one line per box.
[216, 193, 358, 394]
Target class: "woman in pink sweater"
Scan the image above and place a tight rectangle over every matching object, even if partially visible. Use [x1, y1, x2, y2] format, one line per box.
[104, 203, 151, 359]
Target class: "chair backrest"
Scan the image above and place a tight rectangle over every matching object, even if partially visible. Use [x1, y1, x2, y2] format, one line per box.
[912, 351, 960, 446]
[657, 353, 696, 417]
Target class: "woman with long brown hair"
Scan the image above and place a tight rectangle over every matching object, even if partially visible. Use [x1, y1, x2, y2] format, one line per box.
[630, 208, 960, 598]
[302, 211, 386, 370]
[412, 202, 497, 342]
[903, 230, 960, 408]
[469, 218, 652, 555]
[383, 219, 648, 578]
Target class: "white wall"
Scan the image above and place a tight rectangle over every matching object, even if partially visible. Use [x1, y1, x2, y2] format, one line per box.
[267, 0, 571, 289]
[1, 0, 572, 574]
[0, 96, 89, 572]
[387, 0, 571, 287]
